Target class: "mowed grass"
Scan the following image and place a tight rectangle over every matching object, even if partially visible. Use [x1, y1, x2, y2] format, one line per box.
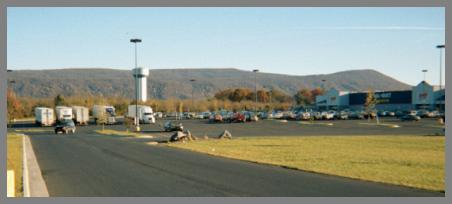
[95, 129, 152, 137]
[7, 132, 23, 197]
[169, 135, 444, 191]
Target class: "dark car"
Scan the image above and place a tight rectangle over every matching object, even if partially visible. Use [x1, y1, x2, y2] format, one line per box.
[164, 121, 184, 132]
[400, 114, 421, 122]
[54, 119, 76, 134]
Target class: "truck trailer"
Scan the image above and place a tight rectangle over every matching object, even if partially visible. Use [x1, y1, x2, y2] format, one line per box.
[35, 107, 55, 126]
[127, 105, 156, 124]
[72, 106, 89, 125]
[55, 106, 73, 122]
[92, 105, 116, 125]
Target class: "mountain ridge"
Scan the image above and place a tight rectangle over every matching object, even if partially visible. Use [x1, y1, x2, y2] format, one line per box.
[7, 68, 412, 99]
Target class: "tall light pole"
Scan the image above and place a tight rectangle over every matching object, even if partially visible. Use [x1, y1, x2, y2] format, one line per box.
[422, 69, 428, 82]
[321, 79, 327, 111]
[190, 79, 196, 112]
[436, 45, 445, 90]
[253, 69, 259, 112]
[130, 38, 142, 131]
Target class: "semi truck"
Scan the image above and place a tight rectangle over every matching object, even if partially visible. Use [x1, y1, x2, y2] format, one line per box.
[35, 107, 55, 126]
[127, 105, 155, 124]
[92, 105, 116, 125]
[55, 106, 73, 122]
[72, 106, 89, 125]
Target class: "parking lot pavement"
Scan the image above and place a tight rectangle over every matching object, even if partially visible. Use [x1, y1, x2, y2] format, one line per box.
[7, 118, 445, 197]
[19, 127, 443, 197]
[133, 117, 444, 138]
[10, 117, 444, 139]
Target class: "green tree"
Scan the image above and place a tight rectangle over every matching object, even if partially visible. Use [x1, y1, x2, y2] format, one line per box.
[54, 94, 66, 106]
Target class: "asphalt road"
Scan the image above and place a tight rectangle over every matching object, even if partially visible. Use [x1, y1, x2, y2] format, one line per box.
[127, 117, 444, 138]
[15, 120, 444, 197]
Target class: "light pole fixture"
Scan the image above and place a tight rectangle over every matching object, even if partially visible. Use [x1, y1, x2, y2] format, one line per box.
[422, 69, 428, 82]
[190, 79, 196, 112]
[436, 45, 445, 90]
[253, 69, 259, 112]
[130, 38, 142, 131]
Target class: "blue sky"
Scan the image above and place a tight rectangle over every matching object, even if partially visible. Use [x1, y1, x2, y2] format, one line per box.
[7, 7, 445, 86]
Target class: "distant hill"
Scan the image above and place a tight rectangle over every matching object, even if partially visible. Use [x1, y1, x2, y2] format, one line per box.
[7, 68, 411, 99]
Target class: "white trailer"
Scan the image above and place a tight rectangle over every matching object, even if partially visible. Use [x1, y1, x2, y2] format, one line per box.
[92, 105, 116, 125]
[72, 106, 89, 125]
[55, 106, 73, 122]
[35, 107, 55, 126]
[127, 105, 155, 124]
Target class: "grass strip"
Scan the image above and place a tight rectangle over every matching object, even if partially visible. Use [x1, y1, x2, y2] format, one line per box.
[95, 129, 153, 138]
[359, 123, 400, 128]
[169, 135, 444, 192]
[7, 132, 23, 197]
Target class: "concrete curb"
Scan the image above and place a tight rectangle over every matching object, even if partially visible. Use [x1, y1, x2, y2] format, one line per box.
[22, 134, 49, 197]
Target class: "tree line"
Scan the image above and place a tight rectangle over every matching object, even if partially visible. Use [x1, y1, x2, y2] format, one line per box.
[6, 87, 326, 121]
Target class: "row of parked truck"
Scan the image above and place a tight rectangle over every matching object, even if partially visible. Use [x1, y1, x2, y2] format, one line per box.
[34, 104, 156, 127]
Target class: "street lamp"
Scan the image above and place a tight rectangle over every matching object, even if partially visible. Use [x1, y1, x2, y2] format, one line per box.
[253, 69, 259, 112]
[130, 38, 142, 131]
[436, 45, 445, 90]
[422, 69, 428, 82]
[190, 79, 196, 112]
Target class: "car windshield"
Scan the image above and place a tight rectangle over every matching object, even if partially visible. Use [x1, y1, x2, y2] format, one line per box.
[58, 119, 74, 126]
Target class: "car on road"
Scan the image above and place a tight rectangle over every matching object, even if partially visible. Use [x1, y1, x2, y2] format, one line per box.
[164, 121, 184, 132]
[54, 119, 76, 134]
[400, 114, 421, 122]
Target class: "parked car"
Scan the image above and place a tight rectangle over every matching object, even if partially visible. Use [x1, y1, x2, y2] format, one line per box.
[312, 112, 323, 120]
[231, 112, 246, 123]
[54, 119, 76, 134]
[296, 112, 311, 120]
[349, 111, 364, 120]
[321, 111, 335, 120]
[400, 114, 421, 121]
[202, 112, 211, 119]
[272, 111, 284, 119]
[164, 121, 184, 132]
[395, 111, 404, 118]
[336, 111, 349, 120]
[209, 113, 223, 123]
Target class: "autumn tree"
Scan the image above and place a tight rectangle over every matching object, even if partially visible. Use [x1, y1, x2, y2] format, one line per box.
[257, 90, 270, 103]
[7, 89, 22, 125]
[310, 87, 325, 100]
[365, 89, 378, 122]
[294, 88, 313, 105]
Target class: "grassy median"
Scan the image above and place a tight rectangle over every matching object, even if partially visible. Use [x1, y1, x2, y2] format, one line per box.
[7, 132, 23, 197]
[95, 129, 153, 138]
[169, 135, 444, 192]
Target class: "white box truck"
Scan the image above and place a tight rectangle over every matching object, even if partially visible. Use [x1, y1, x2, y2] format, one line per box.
[55, 106, 73, 122]
[92, 105, 116, 125]
[127, 105, 156, 124]
[35, 107, 55, 126]
[72, 106, 89, 125]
